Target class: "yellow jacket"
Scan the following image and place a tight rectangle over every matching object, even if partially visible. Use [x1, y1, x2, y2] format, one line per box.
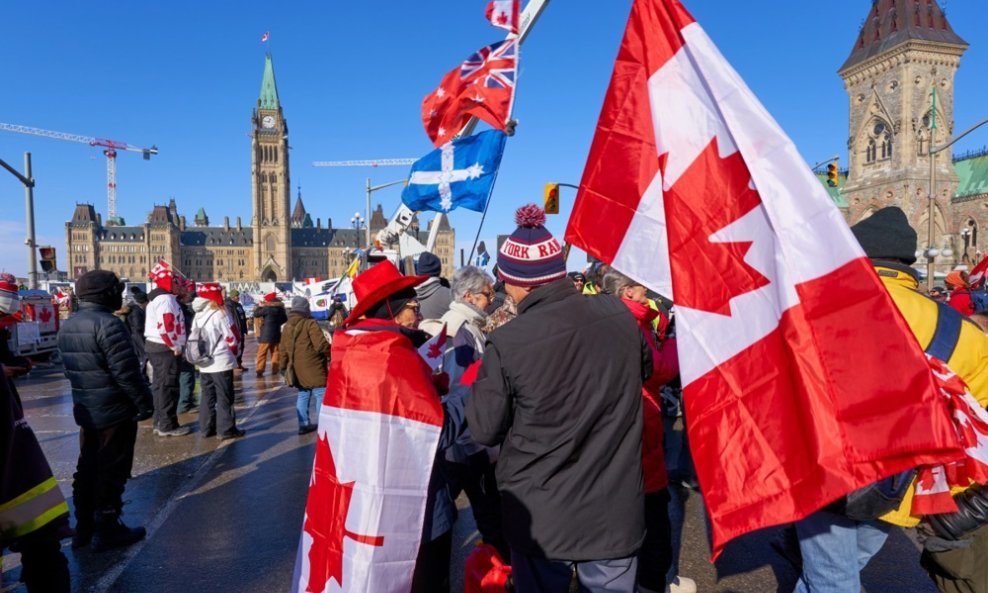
[876, 264, 988, 526]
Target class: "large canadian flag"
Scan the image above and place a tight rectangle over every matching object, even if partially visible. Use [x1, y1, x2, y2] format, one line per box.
[565, 0, 963, 555]
[292, 325, 443, 592]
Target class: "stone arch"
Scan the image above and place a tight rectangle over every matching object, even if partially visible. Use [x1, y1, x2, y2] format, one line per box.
[916, 203, 948, 250]
[261, 266, 277, 282]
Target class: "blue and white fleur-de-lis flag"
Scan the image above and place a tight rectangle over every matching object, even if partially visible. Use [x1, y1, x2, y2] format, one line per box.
[401, 130, 507, 214]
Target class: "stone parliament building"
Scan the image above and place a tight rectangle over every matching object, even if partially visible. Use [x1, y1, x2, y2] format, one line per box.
[832, 0, 988, 272]
[66, 55, 454, 283]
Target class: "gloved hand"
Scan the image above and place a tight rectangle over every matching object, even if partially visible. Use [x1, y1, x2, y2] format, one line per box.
[926, 484, 988, 541]
[134, 406, 154, 422]
[432, 372, 450, 396]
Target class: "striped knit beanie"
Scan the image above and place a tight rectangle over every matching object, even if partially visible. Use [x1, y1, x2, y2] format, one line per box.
[0, 273, 19, 315]
[497, 204, 566, 287]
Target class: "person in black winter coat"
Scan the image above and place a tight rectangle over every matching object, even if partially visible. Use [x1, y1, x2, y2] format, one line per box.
[254, 295, 287, 376]
[124, 287, 149, 380]
[57, 271, 153, 552]
[225, 290, 249, 371]
[467, 206, 650, 593]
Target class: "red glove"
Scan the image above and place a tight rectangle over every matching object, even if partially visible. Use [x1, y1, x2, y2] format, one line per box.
[432, 372, 450, 396]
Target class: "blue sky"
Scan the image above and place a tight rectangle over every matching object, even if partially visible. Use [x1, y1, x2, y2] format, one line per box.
[1, 1, 986, 277]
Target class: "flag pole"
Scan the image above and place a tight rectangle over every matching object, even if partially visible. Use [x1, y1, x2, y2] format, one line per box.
[468, 167, 502, 265]
[459, 0, 551, 265]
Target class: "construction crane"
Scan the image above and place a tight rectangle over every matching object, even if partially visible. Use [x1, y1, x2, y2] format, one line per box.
[0, 122, 158, 222]
[312, 158, 417, 168]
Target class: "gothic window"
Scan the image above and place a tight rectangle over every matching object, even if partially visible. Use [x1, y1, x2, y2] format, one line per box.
[265, 234, 276, 251]
[881, 133, 893, 159]
[866, 140, 877, 163]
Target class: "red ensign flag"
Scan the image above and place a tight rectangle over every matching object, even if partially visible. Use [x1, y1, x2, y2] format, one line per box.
[565, 0, 963, 556]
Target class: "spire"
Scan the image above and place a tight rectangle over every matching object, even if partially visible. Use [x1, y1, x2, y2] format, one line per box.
[840, 0, 967, 72]
[291, 187, 307, 227]
[259, 53, 280, 110]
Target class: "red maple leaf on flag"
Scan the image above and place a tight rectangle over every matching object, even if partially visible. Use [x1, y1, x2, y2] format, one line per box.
[304, 434, 384, 593]
[496, 12, 509, 25]
[427, 325, 448, 360]
[664, 141, 770, 316]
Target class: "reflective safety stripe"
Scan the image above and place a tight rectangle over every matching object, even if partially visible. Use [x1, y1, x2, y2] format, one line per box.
[0, 477, 68, 539]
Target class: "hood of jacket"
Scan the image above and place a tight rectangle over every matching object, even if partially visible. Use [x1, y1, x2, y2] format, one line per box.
[192, 297, 214, 313]
[416, 277, 445, 299]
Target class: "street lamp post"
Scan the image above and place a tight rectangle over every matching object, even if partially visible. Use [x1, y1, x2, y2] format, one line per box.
[350, 212, 365, 249]
[0, 152, 37, 289]
[365, 178, 407, 249]
[924, 111, 988, 290]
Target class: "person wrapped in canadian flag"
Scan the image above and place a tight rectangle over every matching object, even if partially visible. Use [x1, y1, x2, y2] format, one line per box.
[143, 261, 191, 437]
[293, 260, 467, 593]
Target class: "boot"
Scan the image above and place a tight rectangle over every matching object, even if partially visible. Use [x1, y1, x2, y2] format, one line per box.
[72, 510, 94, 548]
[91, 509, 146, 552]
[72, 522, 94, 548]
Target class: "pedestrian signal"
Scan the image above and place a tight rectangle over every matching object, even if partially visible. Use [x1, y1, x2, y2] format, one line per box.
[826, 163, 839, 188]
[544, 183, 560, 214]
[39, 246, 57, 273]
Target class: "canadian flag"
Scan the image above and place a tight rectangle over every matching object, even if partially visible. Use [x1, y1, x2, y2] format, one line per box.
[485, 0, 520, 34]
[565, 0, 963, 555]
[292, 323, 443, 593]
[417, 323, 448, 371]
[968, 255, 988, 288]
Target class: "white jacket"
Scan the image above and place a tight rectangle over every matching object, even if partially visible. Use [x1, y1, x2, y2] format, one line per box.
[145, 292, 186, 353]
[190, 298, 238, 373]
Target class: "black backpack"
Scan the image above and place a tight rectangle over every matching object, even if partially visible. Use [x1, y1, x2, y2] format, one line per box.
[841, 300, 961, 521]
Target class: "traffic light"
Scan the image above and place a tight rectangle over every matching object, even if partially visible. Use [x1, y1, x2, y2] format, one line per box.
[39, 246, 57, 273]
[544, 182, 560, 214]
[826, 162, 839, 188]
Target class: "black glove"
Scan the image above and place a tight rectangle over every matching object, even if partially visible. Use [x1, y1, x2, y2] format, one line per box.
[926, 484, 988, 540]
[134, 406, 154, 422]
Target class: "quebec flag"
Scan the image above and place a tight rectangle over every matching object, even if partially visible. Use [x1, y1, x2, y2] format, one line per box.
[401, 130, 507, 214]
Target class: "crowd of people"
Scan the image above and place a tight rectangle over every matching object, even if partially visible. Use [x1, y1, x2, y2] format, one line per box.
[6, 203, 988, 593]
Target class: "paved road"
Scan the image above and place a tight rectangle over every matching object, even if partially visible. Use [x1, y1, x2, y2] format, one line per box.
[2, 340, 939, 592]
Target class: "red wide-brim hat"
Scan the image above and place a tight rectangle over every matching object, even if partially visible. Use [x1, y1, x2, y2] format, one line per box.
[342, 261, 428, 326]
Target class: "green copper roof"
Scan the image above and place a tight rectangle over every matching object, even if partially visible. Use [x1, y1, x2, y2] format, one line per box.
[259, 54, 280, 110]
[815, 171, 849, 208]
[955, 153, 988, 199]
[302, 213, 314, 228]
[194, 207, 207, 221]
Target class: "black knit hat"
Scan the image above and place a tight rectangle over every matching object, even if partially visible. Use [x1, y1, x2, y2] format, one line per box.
[416, 252, 442, 277]
[76, 270, 122, 302]
[129, 286, 149, 304]
[849, 207, 918, 265]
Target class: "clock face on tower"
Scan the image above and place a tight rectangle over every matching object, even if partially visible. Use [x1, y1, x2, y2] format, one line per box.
[262, 115, 275, 129]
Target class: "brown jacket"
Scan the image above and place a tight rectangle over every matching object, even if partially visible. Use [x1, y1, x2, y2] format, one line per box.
[280, 312, 329, 389]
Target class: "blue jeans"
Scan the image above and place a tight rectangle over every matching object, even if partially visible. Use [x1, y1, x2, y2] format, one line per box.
[296, 387, 324, 428]
[794, 508, 892, 593]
